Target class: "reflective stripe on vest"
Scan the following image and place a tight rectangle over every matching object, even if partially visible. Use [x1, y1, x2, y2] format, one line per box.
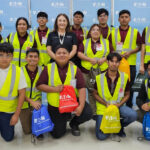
[84, 38, 107, 57]
[23, 66, 42, 93]
[22, 66, 42, 109]
[82, 37, 109, 71]
[13, 58, 26, 62]
[115, 28, 134, 53]
[10, 32, 33, 44]
[50, 62, 74, 86]
[0, 64, 17, 100]
[146, 27, 150, 47]
[145, 27, 150, 58]
[100, 72, 124, 104]
[32, 28, 50, 65]
[82, 28, 87, 39]
[9, 32, 34, 66]
[47, 63, 78, 107]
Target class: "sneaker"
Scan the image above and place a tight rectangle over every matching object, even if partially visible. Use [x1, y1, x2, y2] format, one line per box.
[111, 134, 121, 142]
[117, 128, 126, 138]
[37, 134, 44, 141]
[69, 124, 80, 136]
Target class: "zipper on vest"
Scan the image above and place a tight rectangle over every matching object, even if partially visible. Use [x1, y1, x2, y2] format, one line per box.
[19, 48, 22, 67]
[28, 81, 33, 108]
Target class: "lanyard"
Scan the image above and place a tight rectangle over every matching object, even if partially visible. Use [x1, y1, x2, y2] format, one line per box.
[58, 32, 65, 45]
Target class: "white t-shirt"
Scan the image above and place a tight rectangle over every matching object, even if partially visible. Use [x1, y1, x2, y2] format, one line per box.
[0, 65, 27, 90]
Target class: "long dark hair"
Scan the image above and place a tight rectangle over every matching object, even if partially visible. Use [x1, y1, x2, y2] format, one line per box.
[15, 17, 30, 31]
[53, 14, 70, 32]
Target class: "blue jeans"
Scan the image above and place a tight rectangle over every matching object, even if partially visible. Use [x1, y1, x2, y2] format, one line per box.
[96, 105, 137, 140]
[0, 112, 14, 142]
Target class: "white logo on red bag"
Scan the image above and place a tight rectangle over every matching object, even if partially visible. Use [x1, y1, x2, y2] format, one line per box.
[60, 94, 72, 100]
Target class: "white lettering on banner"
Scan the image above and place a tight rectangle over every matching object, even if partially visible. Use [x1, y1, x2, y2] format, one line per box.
[92, 2, 105, 7]
[9, 17, 17, 22]
[93, 18, 98, 23]
[51, 2, 64, 7]
[32, 10, 40, 15]
[0, 10, 4, 15]
[83, 11, 87, 15]
[9, 1, 23, 7]
[133, 2, 147, 8]
[115, 11, 119, 15]
[133, 17, 147, 23]
[33, 11, 36, 15]
[51, 18, 55, 23]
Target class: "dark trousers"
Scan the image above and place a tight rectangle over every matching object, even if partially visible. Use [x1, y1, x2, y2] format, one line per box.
[126, 65, 136, 108]
[0, 112, 14, 142]
[48, 102, 92, 139]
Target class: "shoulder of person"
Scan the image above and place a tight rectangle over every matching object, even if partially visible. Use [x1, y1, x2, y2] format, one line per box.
[66, 31, 76, 36]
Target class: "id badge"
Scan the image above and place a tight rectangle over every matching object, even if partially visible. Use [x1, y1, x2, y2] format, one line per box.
[118, 88, 124, 97]
[70, 79, 77, 88]
[42, 36, 47, 45]
[96, 44, 102, 51]
[116, 42, 123, 51]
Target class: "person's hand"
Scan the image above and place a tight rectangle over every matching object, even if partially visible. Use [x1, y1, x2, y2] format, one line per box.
[69, 61, 75, 65]
[97, 58, 105, 65]
[90, 58, 97, 65]
[141, 103, 150, 111]
[31, 101, 41, 110]
[121, 52, 130, 59]
[114, 103, 120, 108]
[10, 114, 19, 126]
[139, 65, 145, 74]
[74, 105, 83, 116]
[55, 85, 64, 93]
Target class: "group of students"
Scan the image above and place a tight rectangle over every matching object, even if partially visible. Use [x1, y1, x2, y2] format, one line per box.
[0, 7, 150, 143]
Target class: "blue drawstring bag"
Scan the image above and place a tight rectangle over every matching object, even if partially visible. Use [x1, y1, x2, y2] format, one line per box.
[32, 105, 54, 137]
[143, 112, 150, 140]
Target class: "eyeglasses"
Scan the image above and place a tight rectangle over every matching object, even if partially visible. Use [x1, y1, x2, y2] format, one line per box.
[0, 54, 12, 59]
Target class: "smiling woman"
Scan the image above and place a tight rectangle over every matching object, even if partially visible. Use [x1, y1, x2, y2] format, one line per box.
[46, 13, 77, 63]
[6, 17, 35, 67]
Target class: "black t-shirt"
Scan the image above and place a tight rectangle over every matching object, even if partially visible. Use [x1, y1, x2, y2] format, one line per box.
[46, 31, 77, 53]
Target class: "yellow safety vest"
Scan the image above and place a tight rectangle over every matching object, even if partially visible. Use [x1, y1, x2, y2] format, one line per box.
[103, 26, 115, 39]
[111, 27, 138, 65]
[30, 28, 50, 66]
[70, 26, 88, 40]
[144, 26, 150, 64]
[21, 66, 43, 109]
[0, 64, 21, 113]
[96, 71, 128, 115]
[81, 37, 110, 71]
[7, 32, 34, 67]
[47, 62, 78, 107]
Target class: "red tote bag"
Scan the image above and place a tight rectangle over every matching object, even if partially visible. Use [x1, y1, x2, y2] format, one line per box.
[59, 85, 78, 113]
